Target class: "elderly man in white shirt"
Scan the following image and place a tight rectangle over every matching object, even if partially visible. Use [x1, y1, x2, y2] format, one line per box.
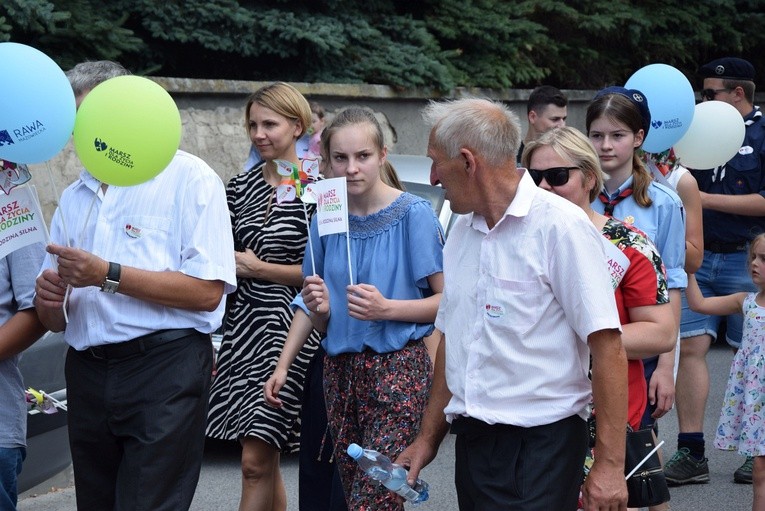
[397, 97, 628, 511]
[34, 61, 236, 511]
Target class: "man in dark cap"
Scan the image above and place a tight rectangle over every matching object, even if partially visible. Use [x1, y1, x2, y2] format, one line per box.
[668, 57, 765, 486]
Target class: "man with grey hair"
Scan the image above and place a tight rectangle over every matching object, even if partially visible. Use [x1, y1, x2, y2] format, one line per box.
[34, 61, 236, 511]
[396, 98, 628, 510]
[66, 60, 130, 108]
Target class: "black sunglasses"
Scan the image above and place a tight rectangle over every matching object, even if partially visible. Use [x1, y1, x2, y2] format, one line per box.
[527, 166, 579, 187]
[700, 88, 731, 101]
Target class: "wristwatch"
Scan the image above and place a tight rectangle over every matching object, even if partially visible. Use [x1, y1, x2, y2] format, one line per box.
[100, 262, 121, 294]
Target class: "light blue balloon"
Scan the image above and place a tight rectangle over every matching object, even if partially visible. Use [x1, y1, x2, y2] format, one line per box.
[0, 43, 76, 164]
[625, 63, 695, 153]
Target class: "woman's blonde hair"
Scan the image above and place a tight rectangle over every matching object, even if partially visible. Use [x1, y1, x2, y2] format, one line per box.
[381, 161, 405, 191]
[522, 126, 607, 203]
[244, 82, 311, 138]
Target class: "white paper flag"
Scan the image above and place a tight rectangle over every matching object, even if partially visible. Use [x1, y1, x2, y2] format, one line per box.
[0, 184, 47, 260]
[310, 177, 349, 237]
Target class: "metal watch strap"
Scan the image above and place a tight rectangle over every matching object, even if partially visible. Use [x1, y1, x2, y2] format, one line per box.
[100, 262, 121, 293]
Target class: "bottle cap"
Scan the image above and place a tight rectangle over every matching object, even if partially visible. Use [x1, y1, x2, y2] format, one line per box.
[347, 443, 363, 459]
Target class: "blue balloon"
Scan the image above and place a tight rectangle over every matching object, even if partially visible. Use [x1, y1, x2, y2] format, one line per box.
[0, 43, 76, 164]
[625, 63, 695, 153]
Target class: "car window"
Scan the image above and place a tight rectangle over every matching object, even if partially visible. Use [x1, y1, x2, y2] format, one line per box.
[402, 181, 445, 215]
[388, 154, 457, 236]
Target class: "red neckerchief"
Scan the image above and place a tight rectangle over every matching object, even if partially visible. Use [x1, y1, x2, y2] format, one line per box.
[598, 188, 633, 217]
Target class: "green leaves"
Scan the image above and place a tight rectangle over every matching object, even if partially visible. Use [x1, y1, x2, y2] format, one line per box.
[1, 0, 142, 70]
[2, 0, 764, 90]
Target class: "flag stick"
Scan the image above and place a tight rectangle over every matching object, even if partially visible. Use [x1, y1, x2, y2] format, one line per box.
[343, 178, 353, 285]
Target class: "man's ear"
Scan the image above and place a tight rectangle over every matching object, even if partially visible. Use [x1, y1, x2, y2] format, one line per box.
[528, 110, 538, 125]
[460, 148, 477, 175]
[731, 85, 746, 104]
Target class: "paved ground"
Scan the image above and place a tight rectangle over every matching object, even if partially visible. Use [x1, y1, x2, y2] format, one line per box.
[18, 341, 753, 510]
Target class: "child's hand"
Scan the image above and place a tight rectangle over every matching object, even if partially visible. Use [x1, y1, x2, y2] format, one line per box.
[264, 368, 287, 408]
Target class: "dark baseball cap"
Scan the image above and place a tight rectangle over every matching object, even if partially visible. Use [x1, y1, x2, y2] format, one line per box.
[594, 86, 651, 136]
[699, 57, 755, 81]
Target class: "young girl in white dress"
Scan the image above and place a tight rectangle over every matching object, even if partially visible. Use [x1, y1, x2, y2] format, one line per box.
[685, 232, 765, 511]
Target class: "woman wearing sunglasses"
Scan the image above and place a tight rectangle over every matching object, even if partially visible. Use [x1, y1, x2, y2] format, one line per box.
[523, 126, 676, 434]
[523, 126, 676, 511]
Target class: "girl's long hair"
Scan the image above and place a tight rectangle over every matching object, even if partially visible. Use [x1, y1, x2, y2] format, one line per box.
[319, 107, 405, 191]
[586, 94, 652, 208]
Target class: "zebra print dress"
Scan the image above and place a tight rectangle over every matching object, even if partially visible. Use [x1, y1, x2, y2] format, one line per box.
[206, 162, 320, 452]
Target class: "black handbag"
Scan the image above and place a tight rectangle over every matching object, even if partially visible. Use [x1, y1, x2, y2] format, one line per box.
[624, 428, 671, 508]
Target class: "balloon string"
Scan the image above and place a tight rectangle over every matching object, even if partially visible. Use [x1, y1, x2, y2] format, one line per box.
[62, 184, 100, 322]
[78, 186, 99, 248]
[44, 161, 70, 247]
[44, 161, 69, 324]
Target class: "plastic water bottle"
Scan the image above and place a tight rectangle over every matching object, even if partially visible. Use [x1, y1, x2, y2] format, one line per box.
[347, 443, 429, 504]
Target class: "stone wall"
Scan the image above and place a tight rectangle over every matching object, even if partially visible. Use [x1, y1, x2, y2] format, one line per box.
[27, 77, 762, 224]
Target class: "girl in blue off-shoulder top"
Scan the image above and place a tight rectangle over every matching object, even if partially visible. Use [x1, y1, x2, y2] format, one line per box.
[301, 107, 444, 510]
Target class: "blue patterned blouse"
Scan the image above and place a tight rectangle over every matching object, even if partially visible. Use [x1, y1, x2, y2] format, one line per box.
[302, 192, 444, 355]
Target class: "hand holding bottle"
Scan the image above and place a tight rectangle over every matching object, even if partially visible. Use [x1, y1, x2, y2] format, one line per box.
[347, 443, 429, 504]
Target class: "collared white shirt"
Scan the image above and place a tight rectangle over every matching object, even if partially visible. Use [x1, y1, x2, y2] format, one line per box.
[437, 170, 621, 427]
[43, 150, 237, 350]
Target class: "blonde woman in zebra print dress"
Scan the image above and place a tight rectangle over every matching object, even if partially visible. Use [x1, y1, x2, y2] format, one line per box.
[206, 82, 321, 511]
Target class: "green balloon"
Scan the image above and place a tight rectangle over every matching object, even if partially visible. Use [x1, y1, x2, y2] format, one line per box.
[73, 75, 182, 186]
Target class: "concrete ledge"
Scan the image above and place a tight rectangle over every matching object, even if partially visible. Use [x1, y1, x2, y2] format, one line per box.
[149, 76, 765, 103]
[149, 77, 605, 102]
[150, 77, 445, 99]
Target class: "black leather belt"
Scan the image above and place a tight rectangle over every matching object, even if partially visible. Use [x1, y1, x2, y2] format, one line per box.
[450, 416, 515, 435]
[705, 241, 747, 253]
[85, 328, 201, 360]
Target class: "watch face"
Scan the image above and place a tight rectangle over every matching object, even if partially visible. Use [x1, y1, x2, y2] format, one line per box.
[101, 279, 119, 294]
[102, 262, 121, 293]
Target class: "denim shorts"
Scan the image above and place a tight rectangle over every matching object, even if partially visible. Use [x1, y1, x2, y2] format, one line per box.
[680, 249, 756, 348]
[0, 446, 25, 510]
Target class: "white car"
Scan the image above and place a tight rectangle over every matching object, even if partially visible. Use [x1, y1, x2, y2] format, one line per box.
[387, 153, 458, 234]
